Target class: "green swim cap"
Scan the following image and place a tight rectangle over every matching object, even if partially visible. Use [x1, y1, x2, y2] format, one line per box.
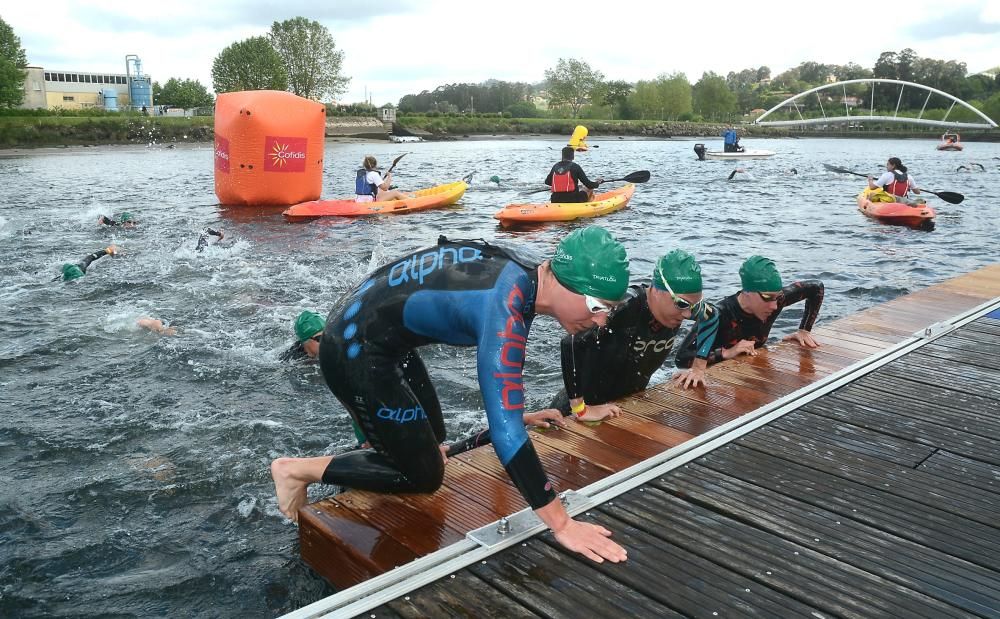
[62, 263, 84, 281]
[740, 255, 783, 292]
[550, 226, 629, 301]
[119, 212, 133, 223]
[652, 250, 702, 294]
[489, 175, 501, 184]
[294, 310, 325, 343]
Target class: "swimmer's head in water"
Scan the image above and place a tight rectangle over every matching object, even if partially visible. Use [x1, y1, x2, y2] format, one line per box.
[739, 255, 783, 293]
[119, 212, 133, 223]
[550, 225, 629, 301]
[294, 310, 325, 343]
[489, 175, 501, 185]
[653, 250, 702, 294]
[62, 263, 84, 281]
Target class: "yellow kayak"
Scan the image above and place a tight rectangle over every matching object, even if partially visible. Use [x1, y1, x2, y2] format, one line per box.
[494, 184, 635, 226]
[283, 181, 467, 219]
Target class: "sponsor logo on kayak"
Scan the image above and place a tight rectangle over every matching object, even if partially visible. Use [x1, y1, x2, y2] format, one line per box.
[264, 136, 307, 172]
[388, 246, 483, 287]
[214, 136, 230, 173]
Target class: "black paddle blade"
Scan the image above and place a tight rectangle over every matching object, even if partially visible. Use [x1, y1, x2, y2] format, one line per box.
[623, 170, 651, 183]
[823, 163, 868, 178]
[929, 190, 964, 204]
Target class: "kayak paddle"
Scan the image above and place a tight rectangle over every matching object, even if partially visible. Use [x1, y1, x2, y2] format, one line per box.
[823, 163, 964, 204]
[384, 152, 408, 176]
[522, 169, 650, 195]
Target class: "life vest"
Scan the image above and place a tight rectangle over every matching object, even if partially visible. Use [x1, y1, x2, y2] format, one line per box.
[884, 170, 909, 197]
[551, 163, 576, 193]
[355, 169, 378, 197]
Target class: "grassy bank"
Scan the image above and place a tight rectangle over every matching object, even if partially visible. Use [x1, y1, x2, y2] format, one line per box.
[396, 115, 1000, 141]
[0, 116, 215, 147]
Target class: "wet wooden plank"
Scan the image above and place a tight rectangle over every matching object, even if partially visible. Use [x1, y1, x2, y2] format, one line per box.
[916, 450, 1000, 495]
[698, 444, 1000, 572]
[770, 410, 937, 467]
[711, 359, 820, 390]
[557, 413, 689, 459]
[605, 487, 971, 618]
[454, 439, 609, 491]
[883, 355, 1000, 400]
[657, 465, 1000, 617]
[538, 512, 825, 617]
[528, 426, 638, 473]
[807, 393, 1000, 465]
[299, 498, 419, 590]
[739, 426, 1000, 526]
[384, 570, 541, 618]
[467, 538, 684, 618]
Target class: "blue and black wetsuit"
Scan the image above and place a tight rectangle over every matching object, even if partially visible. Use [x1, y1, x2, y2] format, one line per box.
[318, 237, 557, 509]
[550, 285, 719, 413]
[675, 280, 825, 367]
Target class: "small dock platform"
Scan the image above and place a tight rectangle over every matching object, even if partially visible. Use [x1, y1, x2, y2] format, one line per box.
[290, 265, 1000, 618]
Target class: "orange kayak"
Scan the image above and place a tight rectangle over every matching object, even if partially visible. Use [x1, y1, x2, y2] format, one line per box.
[494, 184, 635, 226]
[857, 189, 935, 230]
[283, 181, 467, 219]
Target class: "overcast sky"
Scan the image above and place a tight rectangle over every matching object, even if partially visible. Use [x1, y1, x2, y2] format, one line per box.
[5, 0, 1000, 105]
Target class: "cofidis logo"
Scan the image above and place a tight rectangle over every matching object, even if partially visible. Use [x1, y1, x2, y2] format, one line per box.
[263, 136, 307, 172]
[214, 136, 230, 173]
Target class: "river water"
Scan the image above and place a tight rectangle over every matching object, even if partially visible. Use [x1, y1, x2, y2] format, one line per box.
[1, 136, 997, 617]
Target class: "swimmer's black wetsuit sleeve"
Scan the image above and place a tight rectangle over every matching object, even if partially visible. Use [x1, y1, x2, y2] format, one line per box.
[78, 249, 110, 273]
[779, 280, 825, 332]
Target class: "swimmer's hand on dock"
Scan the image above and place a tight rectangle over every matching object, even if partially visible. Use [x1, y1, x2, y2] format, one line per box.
[522, 409, 568, 429]
[538, 501, 627, 564]
[783, 329, 819, 348]
[723, 339, 758, 359]
[672, 358, 708, 389]
[573, 403, 621, 422]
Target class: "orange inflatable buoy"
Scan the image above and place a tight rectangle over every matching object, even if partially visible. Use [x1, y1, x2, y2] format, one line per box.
[214, 90, 326, 206]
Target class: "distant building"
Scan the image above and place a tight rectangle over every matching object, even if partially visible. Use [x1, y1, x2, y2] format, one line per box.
[19, 63, 148, 111]
[841, 96, 862, 108]
[380, 106, 396, 122]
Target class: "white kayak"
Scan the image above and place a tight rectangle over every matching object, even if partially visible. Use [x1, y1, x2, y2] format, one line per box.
[704, 149, 776, 160]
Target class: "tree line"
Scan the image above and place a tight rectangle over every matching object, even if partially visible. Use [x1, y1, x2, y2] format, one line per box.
[399, 51, 1000, 124]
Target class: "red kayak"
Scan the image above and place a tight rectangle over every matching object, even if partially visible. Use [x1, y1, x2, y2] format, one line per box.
[857, 189, 935, 231]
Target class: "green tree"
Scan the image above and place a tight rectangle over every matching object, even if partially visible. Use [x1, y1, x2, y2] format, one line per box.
[544, 58, 605, 118]
[659, 73, 692, 119]
[505, 101, 539, 118]
[0, 16, 28, 108]
[158, 77, 214, 108]
[692, 72, 736, 121]
[981, 92, 1000, 125]
[212, 36, 287, 93]
[269, 17, 349, 101]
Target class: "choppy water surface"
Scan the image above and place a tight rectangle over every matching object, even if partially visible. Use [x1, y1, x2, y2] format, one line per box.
[1, 137, 998, 616]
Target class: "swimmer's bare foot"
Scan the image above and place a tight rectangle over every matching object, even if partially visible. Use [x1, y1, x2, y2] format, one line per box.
[270, 456, 331, 523]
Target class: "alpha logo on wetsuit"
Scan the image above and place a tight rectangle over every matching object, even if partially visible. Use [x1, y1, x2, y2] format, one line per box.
[493, 283, 528, 411]
[633, 336, 676, 354]
[376, 405, 428, 423]
[388, 246, 483, 287]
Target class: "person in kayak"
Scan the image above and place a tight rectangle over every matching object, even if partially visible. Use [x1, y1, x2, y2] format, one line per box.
[550, 249, 721, 418]
[270, 227, 631, 564]
[61, 245, 119, 281]
[356, 155, 409, 203]
[867, 157, 920, 200]
[544, 146, 603, 203]
[98, 212, 137, 227]
[675, 255, 823, 370]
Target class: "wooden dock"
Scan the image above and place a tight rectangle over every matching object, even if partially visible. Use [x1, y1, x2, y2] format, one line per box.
[291, 264, 1000, 618]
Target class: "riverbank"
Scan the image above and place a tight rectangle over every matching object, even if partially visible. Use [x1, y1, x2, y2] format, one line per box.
[1, 114, 998, 149]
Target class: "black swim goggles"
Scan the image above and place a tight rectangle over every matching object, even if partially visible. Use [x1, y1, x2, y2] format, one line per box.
[658, 270, 695, 311]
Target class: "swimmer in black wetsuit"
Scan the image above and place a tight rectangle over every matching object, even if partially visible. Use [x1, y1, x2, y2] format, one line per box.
[98, 212, 137, 228]
[195, 227, 224, 252]
[551, 249, 721, 421]
[675, 255, 823, 368]
[271, 227, 631, 563]
[61, 245, 118, 281]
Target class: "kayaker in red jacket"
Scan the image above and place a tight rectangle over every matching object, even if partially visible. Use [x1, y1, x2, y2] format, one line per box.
[545, 146, 603, 203]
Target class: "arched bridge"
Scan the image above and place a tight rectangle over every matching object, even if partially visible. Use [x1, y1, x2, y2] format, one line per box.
[754, 79, 997, 129]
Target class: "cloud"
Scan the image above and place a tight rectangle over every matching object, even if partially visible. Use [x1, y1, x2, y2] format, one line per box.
[907, 6, 1000, 39]
[69, 0, 417, 36]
